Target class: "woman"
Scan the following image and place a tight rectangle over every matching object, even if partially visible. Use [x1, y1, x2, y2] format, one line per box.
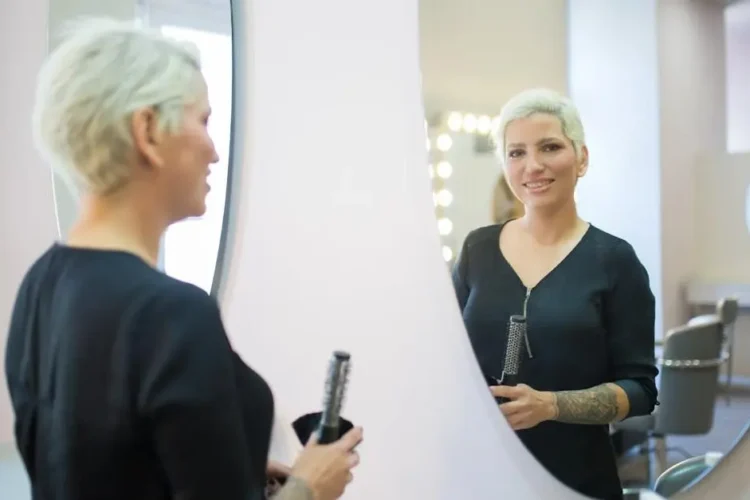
[452, 88, 658, 500]
[4, 18, 361, 500]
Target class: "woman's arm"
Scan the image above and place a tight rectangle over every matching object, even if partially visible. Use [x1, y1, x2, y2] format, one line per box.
[550, 383, 628, 424]
[550, 240, 658, 425]
[137, 286, 259, 499]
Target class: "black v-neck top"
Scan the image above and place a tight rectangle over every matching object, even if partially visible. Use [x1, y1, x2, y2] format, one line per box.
[452, 223, 658, 500]
[4, 245, 274, 500]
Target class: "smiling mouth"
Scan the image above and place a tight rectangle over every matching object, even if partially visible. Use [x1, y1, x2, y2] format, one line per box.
[523, 179, 554, 189]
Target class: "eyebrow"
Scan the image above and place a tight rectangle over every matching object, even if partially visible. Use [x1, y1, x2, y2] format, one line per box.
[506, 137, 560, 149]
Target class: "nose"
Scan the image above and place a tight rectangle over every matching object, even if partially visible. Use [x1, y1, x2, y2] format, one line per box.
[526, 151, 545, 172]
[211, 147, 220, 164]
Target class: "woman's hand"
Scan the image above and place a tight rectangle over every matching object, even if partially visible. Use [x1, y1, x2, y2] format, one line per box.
[290, 426, 363, 500]
[491, 384, 556, 431]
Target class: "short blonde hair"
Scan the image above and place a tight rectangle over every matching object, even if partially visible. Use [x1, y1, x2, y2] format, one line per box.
[492, 88, 585, 163]
[32, 17, 203, 194]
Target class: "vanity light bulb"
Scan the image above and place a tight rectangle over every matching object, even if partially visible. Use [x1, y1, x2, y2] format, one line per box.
[438, 218, 453, 236]
[436, 161, 453, 179]
[442, 246, 454, 261]
[436, 189, 453, 207]
[447, 112, 463, 132]
[462, 114, 477, 133]
[477, 115, 492, 135]
[436, 134, 453, 152]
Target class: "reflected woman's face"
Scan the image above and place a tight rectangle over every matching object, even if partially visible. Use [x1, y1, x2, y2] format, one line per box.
[503, 113, 587, 211]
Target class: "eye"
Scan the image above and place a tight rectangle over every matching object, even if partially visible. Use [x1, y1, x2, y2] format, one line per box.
[541, 143, 562, 152]
[508, 149, 525, 159]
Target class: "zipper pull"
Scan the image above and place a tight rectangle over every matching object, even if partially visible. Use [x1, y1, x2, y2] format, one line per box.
[523, 288, 534, 359]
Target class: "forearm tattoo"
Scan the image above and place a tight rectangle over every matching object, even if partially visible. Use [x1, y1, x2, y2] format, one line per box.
[553, 384, 620, 425]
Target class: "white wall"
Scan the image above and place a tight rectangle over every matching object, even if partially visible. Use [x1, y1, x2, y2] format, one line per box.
[568, 0, 663, 335]
[0, 0, 57, 445]
[692, 152, 750, 380]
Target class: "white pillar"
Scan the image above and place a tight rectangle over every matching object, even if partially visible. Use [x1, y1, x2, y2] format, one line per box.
[568, 0, 663, 335]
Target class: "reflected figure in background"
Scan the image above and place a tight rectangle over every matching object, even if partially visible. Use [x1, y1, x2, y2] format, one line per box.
[452, 88, 658, 500]
[491, 173, 524, 223]
[4, 18, 361, 500]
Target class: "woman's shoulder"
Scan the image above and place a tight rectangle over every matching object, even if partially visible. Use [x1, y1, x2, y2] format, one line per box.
[585, 225, 640, 260]
[463, 223, 504, 247]
[584, 225, 648, 280]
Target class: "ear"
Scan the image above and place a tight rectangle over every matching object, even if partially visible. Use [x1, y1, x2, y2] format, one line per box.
[131, 107, 165, 169]
[577, 144, 589, 178]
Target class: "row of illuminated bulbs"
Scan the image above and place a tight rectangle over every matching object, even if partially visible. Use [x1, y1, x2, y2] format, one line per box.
[428, 158, 455, 262]
[425, 112, 501, 262]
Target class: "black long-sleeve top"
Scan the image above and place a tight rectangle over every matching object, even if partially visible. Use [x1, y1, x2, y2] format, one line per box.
[4, 245, 274, 500]
[452, 223, 658, 500]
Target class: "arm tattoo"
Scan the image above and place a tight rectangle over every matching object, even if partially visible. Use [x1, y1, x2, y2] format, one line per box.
[553, 383, 620, 425]
[271, 477, 314, 500]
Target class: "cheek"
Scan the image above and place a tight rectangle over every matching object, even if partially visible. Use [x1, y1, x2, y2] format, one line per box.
[504, 163, 525, 192]
[549, 152, 580, 178]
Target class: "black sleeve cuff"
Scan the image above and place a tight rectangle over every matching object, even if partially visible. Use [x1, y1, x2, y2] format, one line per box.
[615, 378, 657, 418]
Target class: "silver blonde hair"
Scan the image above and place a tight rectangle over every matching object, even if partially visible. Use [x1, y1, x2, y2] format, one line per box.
[492, 88, 586, 163]
[32, 17, 203, 194]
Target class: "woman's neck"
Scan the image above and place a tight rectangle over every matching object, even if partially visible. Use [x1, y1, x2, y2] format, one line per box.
[66, 189, 168, 267]
[519, 200, 582, 246]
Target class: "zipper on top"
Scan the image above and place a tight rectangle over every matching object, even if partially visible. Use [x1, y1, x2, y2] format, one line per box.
[522, 288, 534, 359]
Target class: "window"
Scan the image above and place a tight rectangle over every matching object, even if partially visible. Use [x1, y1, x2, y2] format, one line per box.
[159, 25, 233, 293]
[726, 2, 750, 153]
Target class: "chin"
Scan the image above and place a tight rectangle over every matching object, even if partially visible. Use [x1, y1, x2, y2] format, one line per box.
[523, 197, 562, 211]
[192, 203, 208, 218]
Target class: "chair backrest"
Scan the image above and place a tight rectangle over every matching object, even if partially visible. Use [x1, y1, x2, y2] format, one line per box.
[716, 297, 739, 327]
[655, 319, 723, 435]
[686, 314, 718, 327]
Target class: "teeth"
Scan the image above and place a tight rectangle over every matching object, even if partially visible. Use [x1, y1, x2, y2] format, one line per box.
[525, 180, 551, 188]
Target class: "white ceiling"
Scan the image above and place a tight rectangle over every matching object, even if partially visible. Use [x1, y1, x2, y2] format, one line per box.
[418, 0, 568, 115]
[417, 0, 748, 115]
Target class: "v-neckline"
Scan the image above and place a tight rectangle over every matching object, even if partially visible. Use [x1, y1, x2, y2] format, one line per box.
[496, 221, 593, 291]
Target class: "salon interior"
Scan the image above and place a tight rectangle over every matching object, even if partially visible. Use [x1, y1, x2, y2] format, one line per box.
[1, 0, 750, 498]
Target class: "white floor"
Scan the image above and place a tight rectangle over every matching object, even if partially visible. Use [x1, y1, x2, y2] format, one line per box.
[0, 444, 30, 500]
